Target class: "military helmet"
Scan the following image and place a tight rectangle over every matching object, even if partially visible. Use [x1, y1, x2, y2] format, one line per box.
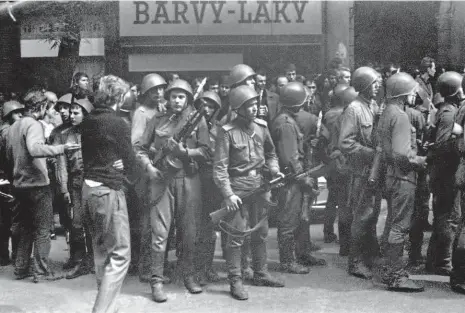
[437, 71, 463, 98]
[140, 73, 167, 96]
[229, 64, 256, 87]
[330, 84, 350, 107]
[280, 82, 307, 107]
[229, 85, 259, 110]
[2, 100, 25, 118]
[351, 66, 379, 92]
[341, 87, 359, 106]
[120, 91, 137, 112]
[194, 91, 222, 110]
[164, 79, 194, 103]
[57, 93, 75, 106]
[386, 72, 418, 99]
[73, 98, 94, 114]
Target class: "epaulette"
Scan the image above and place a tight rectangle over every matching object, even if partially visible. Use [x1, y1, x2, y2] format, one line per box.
[222, 122, 236, 132]
[254, 118, 267, 127]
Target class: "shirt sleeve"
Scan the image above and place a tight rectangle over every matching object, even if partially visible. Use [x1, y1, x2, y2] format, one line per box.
[213, 127, 234, 198]
[274, 123, 302, 174]
[133, 115, 157, 171]
[391, 112, 424, 172]
[186, 116, 209, 162]
[26, 121, 65, 157]
[263, 126, 280, 174]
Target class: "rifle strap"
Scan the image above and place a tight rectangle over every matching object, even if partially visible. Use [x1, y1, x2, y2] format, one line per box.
[218, 217, 268, 238]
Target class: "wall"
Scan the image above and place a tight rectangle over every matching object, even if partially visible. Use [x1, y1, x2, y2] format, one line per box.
[325, 1, 354, 69]
[437, 1, 465, 69]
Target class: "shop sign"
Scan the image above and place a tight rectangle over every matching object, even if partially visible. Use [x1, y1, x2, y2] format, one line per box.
[120, 1, 322, 36]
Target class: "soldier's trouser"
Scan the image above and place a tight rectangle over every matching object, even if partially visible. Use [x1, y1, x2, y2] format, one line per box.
[428, 176, 461, 271]
[13, 186, 53, 274]
[381, 177, 416, 274]
[196, 173, 222, 272]
[451, 191, 465, 285]
[348, 174, 380, 267]
[149, 174, 201, 283]
[0, 199, 13, 261]
[277, 183, 308, 264]
[409, 171, 430, 260]
[224, 193, 269, 281]
[82, 183, 130, 313]
[330, 173, 351, 253]
[69, 179, 92, 263]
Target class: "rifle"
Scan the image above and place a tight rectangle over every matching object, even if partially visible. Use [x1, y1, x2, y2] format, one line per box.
[210, 164, 326, 236]
[193, 77, 207, 102]
[0, 190, 14, 202]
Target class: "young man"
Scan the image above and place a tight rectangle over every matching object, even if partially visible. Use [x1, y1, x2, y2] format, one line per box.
[213, 85, 285, 300]
[55, 98, 94, 280]
[80, 75, 136, 313]
[5, 91, 79, 281]
[134, 79, 208, 302]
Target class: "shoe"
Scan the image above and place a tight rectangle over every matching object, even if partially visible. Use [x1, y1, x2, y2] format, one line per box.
[242, 266, 254, 281]
[206, 268, 220, 282]
[184, 276, 202, 294]
[62, 259, 78, 270]
[349, 262, 373, 280]
[33, 271, 64, 283]
[387, 273, 425, 292]
[50, 233, 56, 240]
[434, 267, 452, 276]
[14, 269, 33, 280]
[279, 262, 310, 274]
[324, 233, 338, 244]
[252, 273, 285, 287]
[66, 263, 90, 279]
[298, 255, 327, 267]
[451, 283, 465, 295]
[151, 282, 168, 303]
[230, 279, 248, 300]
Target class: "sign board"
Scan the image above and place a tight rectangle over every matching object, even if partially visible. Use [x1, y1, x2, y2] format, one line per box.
[120, 0, 322, 37]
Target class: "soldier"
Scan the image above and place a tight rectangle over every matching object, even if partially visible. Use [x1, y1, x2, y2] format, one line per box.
[427, 72, 463, 276]
[374, 72, 426, 292]
[213, 85, 285, 300]
[270, 82, 325, 275]
[55, 98, 94, 279]
[135, 79, 208, 302]
[195, 91, 222, 286]
[131, 73, 168, 282]
[80, 75, 136, 313]
[339, 66, 381, 279]
[5, 90, 80, 281]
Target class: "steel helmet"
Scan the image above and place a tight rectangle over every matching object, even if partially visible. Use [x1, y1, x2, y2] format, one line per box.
[120, 91, 137, 112]
[2, 100, 24, 118]
[280, 82, 307, 107]
[229, 64, 256, 87]
[140, 73, 167, 96]
[351, 66, 379, 92]
[437, 71, 463, 97]
[164, 79, 194, 103]
[57, 93, 75, 106]
[385, 72, 418, 99]
[194, 91, 222, 110]
[341, 86, 359, 106]
[229, 85, 259, 110]
[73, 98, 94, 114]
[330, 84, 350, 107]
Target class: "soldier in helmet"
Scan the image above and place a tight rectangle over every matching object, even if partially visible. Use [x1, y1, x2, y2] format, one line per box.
[322, 85, 358, 252]
[427, 71, 464, 276]
[131, 73, 168, 282]
[374, 72, 426, 292]
[195, 91, 223, 286]
[339, 66, 381, 279]
[213, 85, 285, 300]
[0, 100, 24, 265]
[135, 79, 209, 302]
[55, 98, 95, 280]
[270, 82, 326, 275]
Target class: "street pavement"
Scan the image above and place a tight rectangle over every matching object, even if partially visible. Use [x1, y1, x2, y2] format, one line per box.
[0, 204, 464, 313]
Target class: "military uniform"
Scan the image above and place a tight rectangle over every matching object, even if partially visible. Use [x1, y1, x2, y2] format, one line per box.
[427, 101, 461, 274]
[135, 105, 209, 287]
[213, 117, 281, 283]
[339, 95, 380, 277]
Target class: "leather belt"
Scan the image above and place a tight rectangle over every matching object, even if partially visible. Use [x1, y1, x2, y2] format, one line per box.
[229, 168, 262, 178]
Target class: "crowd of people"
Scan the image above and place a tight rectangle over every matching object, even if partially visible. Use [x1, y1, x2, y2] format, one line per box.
[1, 56, 465, 313]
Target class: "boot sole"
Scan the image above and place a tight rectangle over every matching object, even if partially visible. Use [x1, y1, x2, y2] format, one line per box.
[387, 286, 425, 292]
[153, 297, 168, 303]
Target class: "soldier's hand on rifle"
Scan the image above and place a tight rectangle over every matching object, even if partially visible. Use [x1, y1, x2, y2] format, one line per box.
[158, 102, 167, 113]
[310, 138, 319, 147]
[225, 194, 242, 212]
[113, 159, 124, 171]
[147, 164, 163, 180]
[63, 192, 71, 204]
[168, 138, 188, 158]
[64, 143, 81, 152]
[417, 156, 428, 169]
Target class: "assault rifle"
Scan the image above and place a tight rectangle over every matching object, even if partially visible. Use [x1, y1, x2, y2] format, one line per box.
[210, 164, 326, 237]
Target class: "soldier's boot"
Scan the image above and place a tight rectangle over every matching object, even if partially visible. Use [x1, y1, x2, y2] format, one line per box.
[205, 240, 220, 282]
[150, 251, 168, 303]
[278, 237, 310, 274]
[184, 276, 203, 294]
[338, 222, 351, 257]
[252, 242, 285, 287]
[432, 225, 454, 276]
[298, 254, 327, 267]
[348, 257, 373, 280]
[241, 237, 253, 280]
[376, 243, 424, 292]
[66, 241, 90, 280]
[228, 247, 248, 300]
[63, 242, 78, 270]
